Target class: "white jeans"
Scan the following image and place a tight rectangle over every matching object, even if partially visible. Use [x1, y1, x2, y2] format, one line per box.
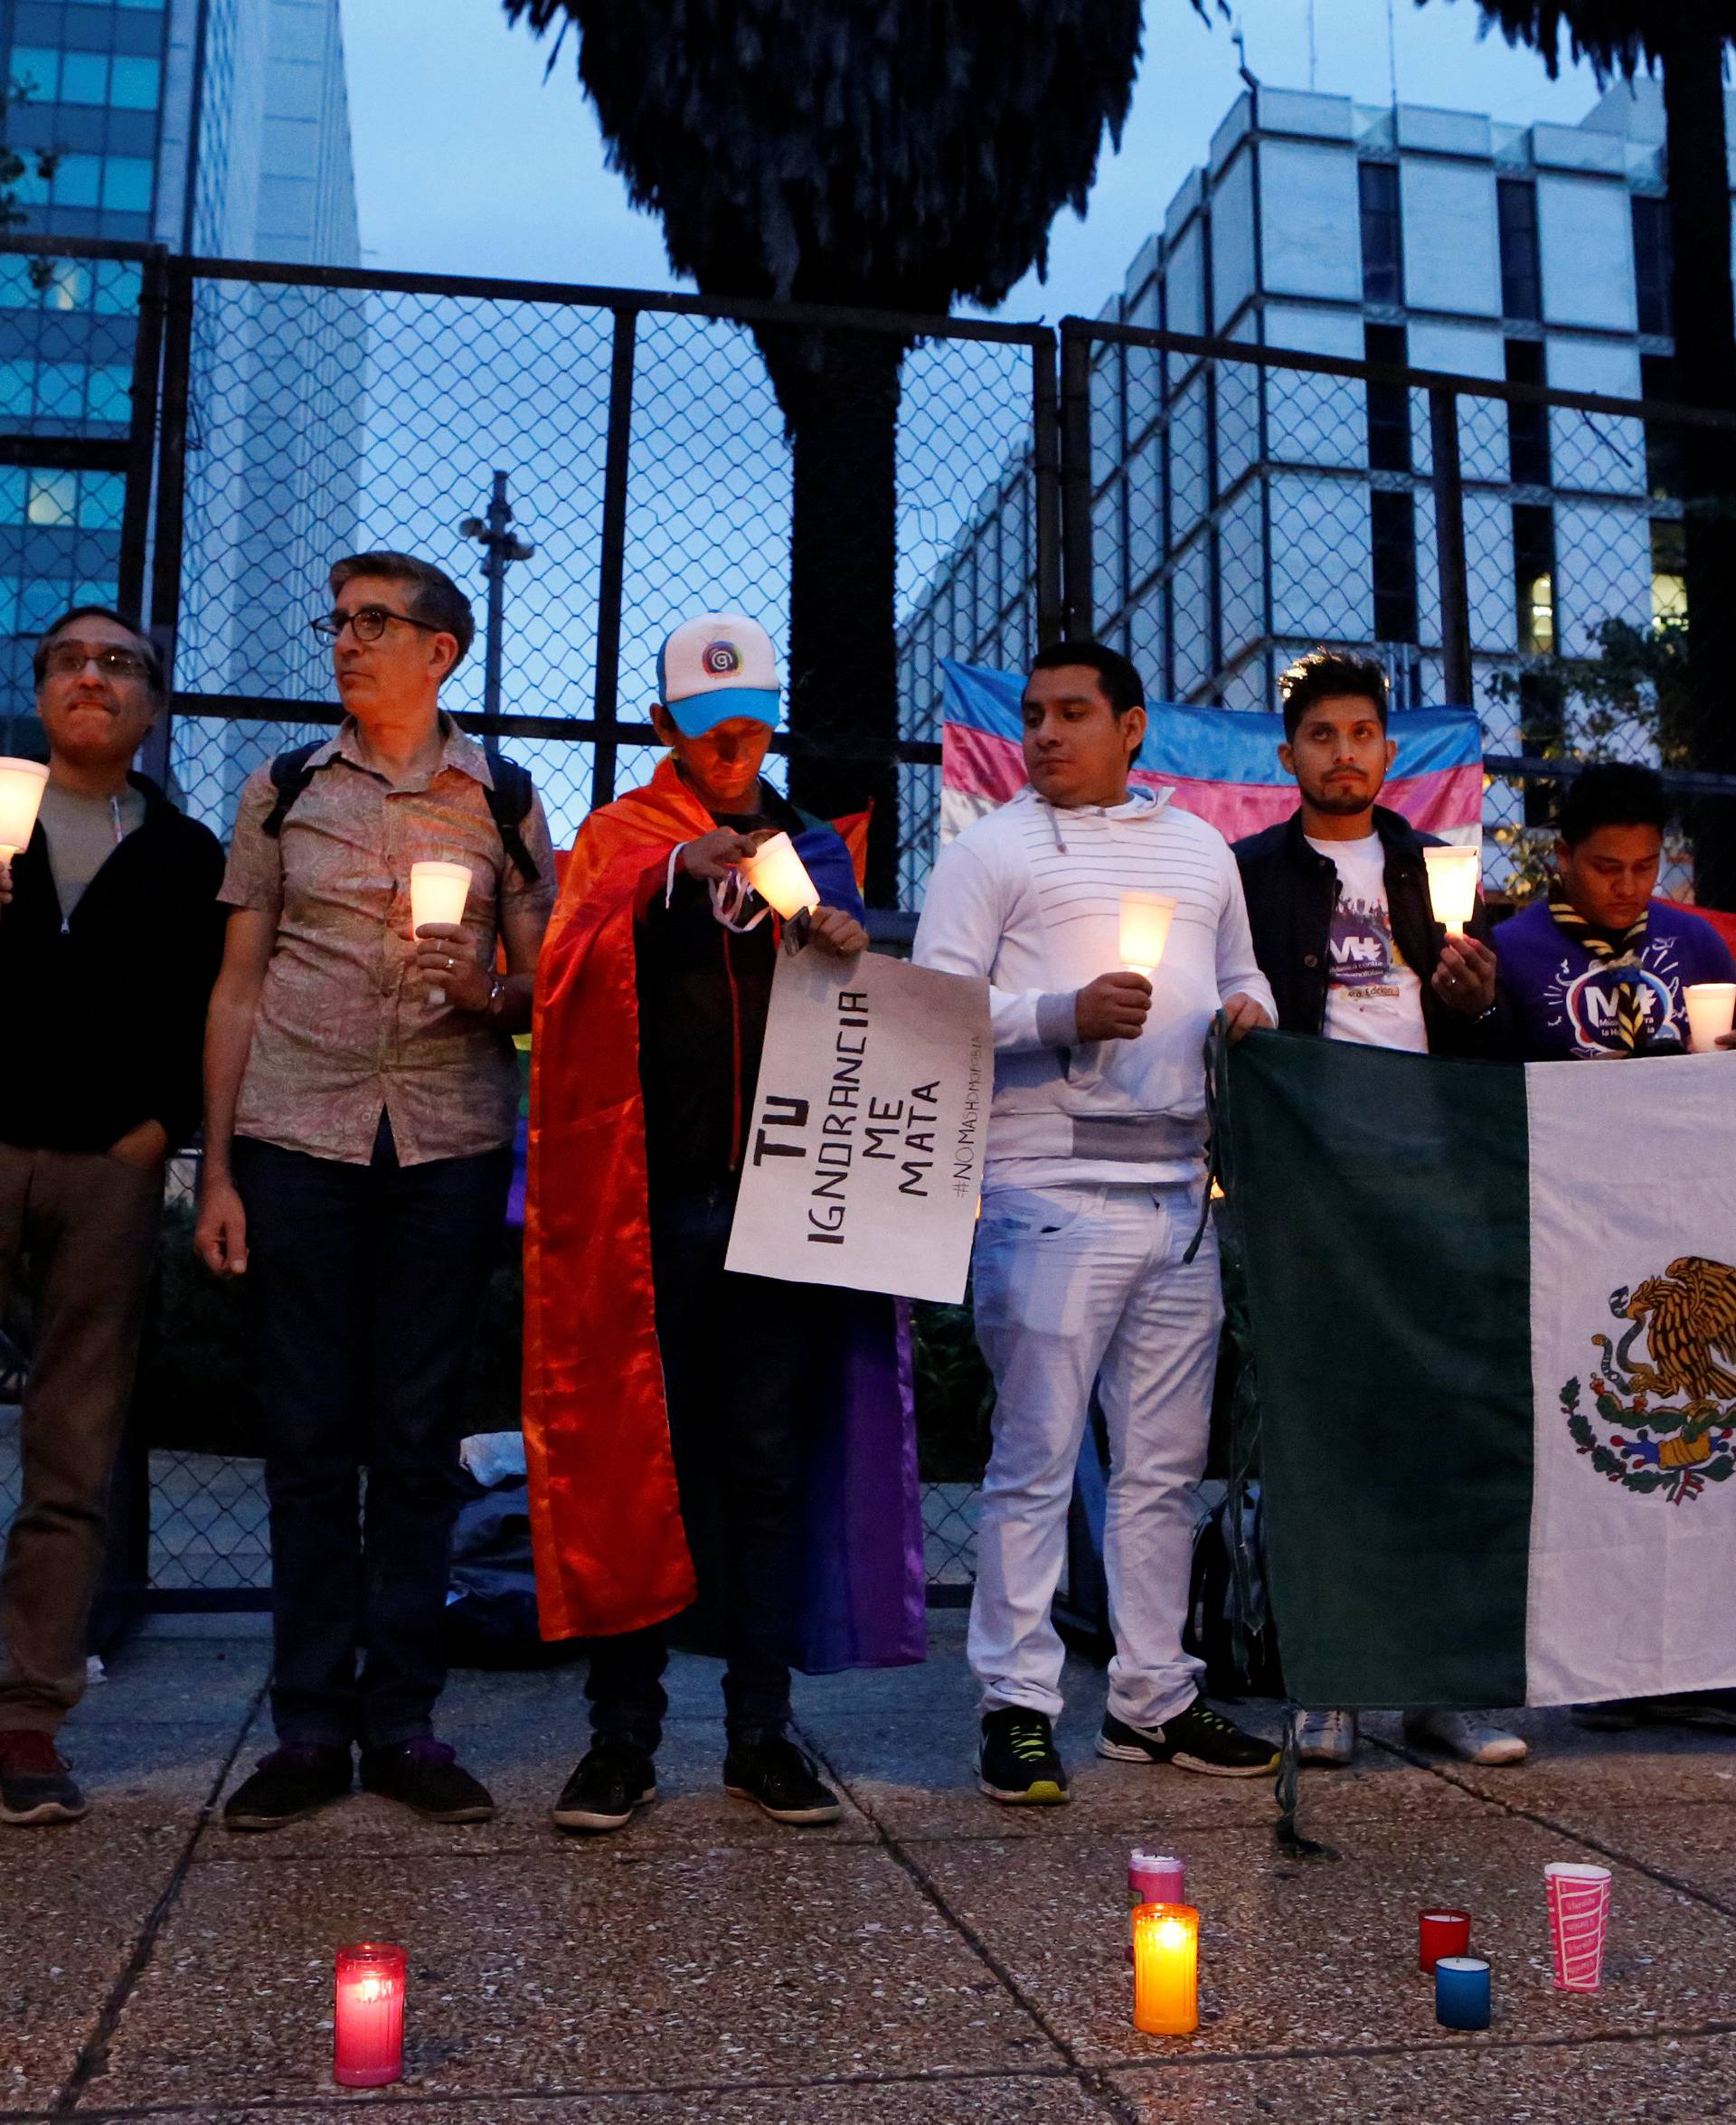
[967, 1180, 1222, 1729]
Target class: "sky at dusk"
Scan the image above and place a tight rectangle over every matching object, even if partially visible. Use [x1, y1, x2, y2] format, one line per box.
[342, 0, 1607, 319]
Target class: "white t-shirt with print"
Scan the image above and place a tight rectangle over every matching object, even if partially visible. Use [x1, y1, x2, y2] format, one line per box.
[1306, 832, 1428, 1053]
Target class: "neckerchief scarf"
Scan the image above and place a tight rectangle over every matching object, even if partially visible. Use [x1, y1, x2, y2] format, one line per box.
[1548, 886, 1650, 1052]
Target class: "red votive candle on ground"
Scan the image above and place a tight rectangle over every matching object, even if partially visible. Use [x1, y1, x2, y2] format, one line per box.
[334, 1942, 406, 2087]
[1419, 1908, 1473, 1974]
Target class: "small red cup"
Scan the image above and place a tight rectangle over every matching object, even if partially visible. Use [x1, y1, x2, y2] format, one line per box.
[1419, 1907, 1472, 1973]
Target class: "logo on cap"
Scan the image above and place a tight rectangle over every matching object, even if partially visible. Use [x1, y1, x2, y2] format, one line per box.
[703, 640, 741, 677]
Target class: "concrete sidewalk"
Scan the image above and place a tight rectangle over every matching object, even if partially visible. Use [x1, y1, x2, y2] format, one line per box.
[7, 1609, 1736, 2123]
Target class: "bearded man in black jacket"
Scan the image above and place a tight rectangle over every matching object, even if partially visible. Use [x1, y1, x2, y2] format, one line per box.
[0, 606, 225, 1826]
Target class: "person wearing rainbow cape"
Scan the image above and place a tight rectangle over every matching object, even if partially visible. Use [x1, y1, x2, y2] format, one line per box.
[524, 612, 924, 1833]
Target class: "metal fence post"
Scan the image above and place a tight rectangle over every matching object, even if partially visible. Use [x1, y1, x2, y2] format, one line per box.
[590, 307, 637, 809]
[146, 254, 195, 773]
[1429, 385, 1474, 708]
[117, 246, 166, 625]
[1059, 318, 1094, 641]
[1032, 334, 1063, 648]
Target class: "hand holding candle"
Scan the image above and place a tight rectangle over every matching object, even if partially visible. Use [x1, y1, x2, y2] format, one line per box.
[742, 831, 820, 921]
[334, 1942, 406, 2087]
[1684, 981, 1736, 1053]
[0, 757, 50, 876]
[1422, 844, 1480, 936]
[1132, 1901, 1198, 2036]
[1119, 890, 1176, 979]
[409, 861, 473, 1006]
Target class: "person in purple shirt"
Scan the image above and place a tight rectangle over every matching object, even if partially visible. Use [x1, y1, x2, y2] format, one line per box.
[1495, 759, 1736, 1737]
[1495, 761, 1736, 1063]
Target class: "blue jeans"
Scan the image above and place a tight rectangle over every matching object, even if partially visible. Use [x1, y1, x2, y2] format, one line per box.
[233, 1122, 511, 1751]
[585, 1182, 835, 1752]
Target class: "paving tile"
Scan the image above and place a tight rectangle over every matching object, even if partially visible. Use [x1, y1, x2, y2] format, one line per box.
[91, 1844, 1061, 2107]
[202, 1711, 877, 1862]
[1112, 2033, 1736, 2123]
[71, 1634, 268, 1727]
[907, 1817, 1736, 2067]
[120, 2075, 1113, 2125]
[1419, 1708, 1736, 1815]
[1, 1814, 195, 2111]
[1518, 1799, 1736, 1912]
[804, 1703, 1487, 1846]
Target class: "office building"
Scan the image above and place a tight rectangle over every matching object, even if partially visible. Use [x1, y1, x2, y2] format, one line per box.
[899, 79, 1711, 836]
[0, 0, 360, 736]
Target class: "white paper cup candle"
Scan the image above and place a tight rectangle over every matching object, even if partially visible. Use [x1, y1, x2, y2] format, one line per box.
[1119, 891, 1176, 978]
[742, 831, 820, 920]
[1422, 844, 1480, 935]
[409, 860, 473, 1006]
[0, 757, 50, 863]
[1684, 981, 1736, 1053]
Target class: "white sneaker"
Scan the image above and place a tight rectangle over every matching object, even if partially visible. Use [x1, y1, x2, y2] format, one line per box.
[1402, 1708, 1528, 1767]
[1291, 1707, 1356, 1767]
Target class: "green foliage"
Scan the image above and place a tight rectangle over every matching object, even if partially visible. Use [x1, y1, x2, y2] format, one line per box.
[1, 65, 59, 261]
[1486, 618, 1697, 903]
[501, 1, 1222, 308]
[909, 1295, 993, 1483]
[1426, 2, 1736, 78]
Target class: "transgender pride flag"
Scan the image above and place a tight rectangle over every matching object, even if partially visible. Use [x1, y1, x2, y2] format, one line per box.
[939, 659, 1484, 848]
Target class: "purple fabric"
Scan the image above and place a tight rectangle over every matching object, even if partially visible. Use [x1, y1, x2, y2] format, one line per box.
[796, 1292, 927, 1673]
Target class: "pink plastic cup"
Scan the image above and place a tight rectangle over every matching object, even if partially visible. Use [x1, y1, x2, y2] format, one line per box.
[1545, 1862, 1611, 1991]
[1127, 1850, 1185, 1962]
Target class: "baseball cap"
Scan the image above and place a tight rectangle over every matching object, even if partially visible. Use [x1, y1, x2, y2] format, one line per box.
[656, 612, 781, 737]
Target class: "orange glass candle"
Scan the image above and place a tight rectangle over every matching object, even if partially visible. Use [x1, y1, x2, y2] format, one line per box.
[334, 1942, 406, 2087]
[1132, 1901, 1198, 2036]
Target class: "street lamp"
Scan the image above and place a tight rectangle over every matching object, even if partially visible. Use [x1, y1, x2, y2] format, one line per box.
[459, 469, 535, 729]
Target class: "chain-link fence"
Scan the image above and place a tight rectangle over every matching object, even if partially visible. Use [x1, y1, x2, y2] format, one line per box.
[1055, 314, 1736, 900]
[7, 237, 1736, 1616]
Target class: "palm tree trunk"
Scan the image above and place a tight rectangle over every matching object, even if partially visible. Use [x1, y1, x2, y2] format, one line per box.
[755, 326, 906, 907]
[1662, 24, 1736, 905]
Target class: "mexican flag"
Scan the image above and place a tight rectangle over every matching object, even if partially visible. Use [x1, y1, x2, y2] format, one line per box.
[1225, 1034, 1736, 1710]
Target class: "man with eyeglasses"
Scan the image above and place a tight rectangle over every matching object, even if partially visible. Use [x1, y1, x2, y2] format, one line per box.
[195, 552, 555, 1834]
[0, 606, 225, 1827]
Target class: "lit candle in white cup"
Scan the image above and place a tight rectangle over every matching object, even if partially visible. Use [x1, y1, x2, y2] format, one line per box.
[1684, 981, 1736, 1053]
[1422, 844, 1480, 936]
[409, 860, 473, 1006]
[1119, 891, 1176, 979]
[0, 757, 50, 867]
[742, 831, 820, 920]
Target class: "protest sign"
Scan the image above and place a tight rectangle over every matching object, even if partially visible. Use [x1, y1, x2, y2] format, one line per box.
[725, 949, 991, 1303]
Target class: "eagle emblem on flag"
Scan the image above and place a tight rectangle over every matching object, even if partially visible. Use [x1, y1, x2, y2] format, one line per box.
[1561, 1256, 1736, 1502]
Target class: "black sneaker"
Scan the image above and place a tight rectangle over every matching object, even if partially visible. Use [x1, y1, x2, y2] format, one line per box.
[223, 1743, 353, 1831]
[1098, 1699, 1279, 1779]
[978, 1708, 1070, 1805]
[723, 1733, 843, 1825]
[359, 1737, 495, 1823]
[0, 1731, 88, 1826]
[551, 1740, 658, 1834]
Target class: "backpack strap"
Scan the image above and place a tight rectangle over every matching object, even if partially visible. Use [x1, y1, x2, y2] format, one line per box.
[260, 737, 539, 888]
[484, 756, 539, 885]
[260, 740, 326, 840]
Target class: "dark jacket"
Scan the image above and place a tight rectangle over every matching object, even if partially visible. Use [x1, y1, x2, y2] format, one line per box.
[0, 772, 227, 1154]
[1232, 804, 1501, 1058]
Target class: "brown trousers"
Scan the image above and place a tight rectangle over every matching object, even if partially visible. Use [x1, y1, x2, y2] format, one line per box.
[0, 1142, 162, 1733]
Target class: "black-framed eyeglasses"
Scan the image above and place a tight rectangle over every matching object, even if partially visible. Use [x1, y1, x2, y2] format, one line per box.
[39, 641, 155, 682]
[310, 605, 442, 645]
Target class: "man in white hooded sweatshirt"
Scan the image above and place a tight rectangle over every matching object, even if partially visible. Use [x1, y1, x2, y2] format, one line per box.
[915, 640, 1278, 1803]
